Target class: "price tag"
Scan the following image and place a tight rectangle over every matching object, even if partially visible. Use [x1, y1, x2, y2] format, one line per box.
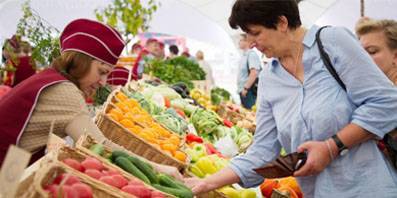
[0, 145, 31, 197]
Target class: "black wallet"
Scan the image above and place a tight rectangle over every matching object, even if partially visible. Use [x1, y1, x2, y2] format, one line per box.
[254, 152, 307, 178]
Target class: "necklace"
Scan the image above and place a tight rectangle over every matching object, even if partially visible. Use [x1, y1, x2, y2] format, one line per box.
[285, 28, 307, 82]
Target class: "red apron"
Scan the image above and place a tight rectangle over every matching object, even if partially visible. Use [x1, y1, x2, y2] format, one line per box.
[0, 68, 68, 166]
[132, 49, 149, 80]
[13, 56, 36, 87]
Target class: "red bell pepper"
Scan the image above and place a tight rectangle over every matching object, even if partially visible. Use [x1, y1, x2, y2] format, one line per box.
[223, 119, 234, 128]
[164, 97, 171, 108]
[186, 133, 203, 144]
[204, 143, 224, 157]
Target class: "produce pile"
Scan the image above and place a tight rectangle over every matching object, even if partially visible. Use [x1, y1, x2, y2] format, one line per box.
[87, 143, 193, 198]
[144, 56, 206, 89]
[107, 91, 187, 163]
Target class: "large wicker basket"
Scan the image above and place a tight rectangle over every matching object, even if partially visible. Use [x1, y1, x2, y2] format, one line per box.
[97, 112, 188, 171]
[16, 162, 134, 198]
[49, 146, 172, 198]
[76, 134, 179, 198]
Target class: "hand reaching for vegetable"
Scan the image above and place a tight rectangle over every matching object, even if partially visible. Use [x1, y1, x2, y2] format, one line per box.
[152, 163, 184, 182]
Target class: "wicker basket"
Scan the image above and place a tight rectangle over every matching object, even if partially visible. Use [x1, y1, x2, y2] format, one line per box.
[97, 112, 188, 171]
[15, 172, 37, 198]
[75, 134, 177, 198]
[49, 146, 171, 198]
[16, 162, 133, 198]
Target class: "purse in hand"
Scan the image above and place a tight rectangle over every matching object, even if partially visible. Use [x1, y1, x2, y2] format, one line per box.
[254, 152, 307, 178]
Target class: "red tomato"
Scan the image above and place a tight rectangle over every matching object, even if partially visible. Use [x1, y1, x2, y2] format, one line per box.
[63, 158, 85, 172]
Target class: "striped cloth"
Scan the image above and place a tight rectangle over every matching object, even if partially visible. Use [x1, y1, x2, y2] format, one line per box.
[107, 66, 130, 86]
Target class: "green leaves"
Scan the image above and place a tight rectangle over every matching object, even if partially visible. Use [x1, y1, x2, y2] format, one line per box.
[16, 0, 60, 66]
[95, 0, 159, 48]
[144, 56, 206, 89]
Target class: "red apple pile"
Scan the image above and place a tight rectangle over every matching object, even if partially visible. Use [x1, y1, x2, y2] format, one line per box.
[44, 173, 93, 198]
[62, 157, 166, 198]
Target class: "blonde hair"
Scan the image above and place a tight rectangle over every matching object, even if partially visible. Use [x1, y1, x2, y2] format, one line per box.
[196, 50, 204, 60]
[355, 18, 397, 50]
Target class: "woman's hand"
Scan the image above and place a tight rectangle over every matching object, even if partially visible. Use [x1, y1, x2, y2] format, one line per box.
[152, 164, 184, 181]
[184, 177, 213, 195]
[293, 140, 332, 177]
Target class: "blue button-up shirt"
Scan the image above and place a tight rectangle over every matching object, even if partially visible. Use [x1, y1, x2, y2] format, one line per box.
[229, 25, 397, 198]
[237, 49, 262, 93]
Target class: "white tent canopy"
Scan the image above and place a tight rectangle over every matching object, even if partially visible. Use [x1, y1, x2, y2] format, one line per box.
[1, 0, 396, 98]
[1, 0, 397, 51]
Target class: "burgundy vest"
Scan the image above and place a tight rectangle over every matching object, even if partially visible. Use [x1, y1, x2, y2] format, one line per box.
[13, 56, 36, 87]
[0, 68, 68, 166]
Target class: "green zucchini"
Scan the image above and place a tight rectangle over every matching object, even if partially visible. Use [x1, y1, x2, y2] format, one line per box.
[127, 156, 158, 184]
[89, 144, 104, 156]
[110, 150, 130, 162]
[157, 173, 191, 192]
[152, 184, 193, 198]
[114, 157, 151, 184]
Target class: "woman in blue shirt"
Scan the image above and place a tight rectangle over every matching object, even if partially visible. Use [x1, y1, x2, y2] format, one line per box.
[185, 0, 397, 197]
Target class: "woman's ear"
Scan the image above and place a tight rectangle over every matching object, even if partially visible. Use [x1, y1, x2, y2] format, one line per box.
[277, 16, 289, 32]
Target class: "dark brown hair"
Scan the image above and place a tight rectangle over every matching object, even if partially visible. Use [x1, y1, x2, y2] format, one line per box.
[229, 0, 302, 32]
[52, 51, 93, 88]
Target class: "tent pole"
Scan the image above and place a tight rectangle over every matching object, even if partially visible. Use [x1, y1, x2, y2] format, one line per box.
[360, 0, 365, 17]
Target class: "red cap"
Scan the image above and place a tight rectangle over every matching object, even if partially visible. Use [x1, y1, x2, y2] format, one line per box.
[60, 19, 125, 66]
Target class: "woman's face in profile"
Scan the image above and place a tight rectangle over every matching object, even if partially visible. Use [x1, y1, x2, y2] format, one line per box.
[78, 60, 113, 97]
[360, 31, 397, 74]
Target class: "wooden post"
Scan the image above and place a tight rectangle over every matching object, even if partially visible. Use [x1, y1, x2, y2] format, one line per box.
[360, 0, 365, 17]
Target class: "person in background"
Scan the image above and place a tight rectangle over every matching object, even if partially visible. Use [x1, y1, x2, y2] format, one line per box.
[130, 42, 142, 56]
[195, 50, 215, 88]
[13, 41, 36, 86]
[132, 38, 160, 80]
[184, 0, 397, 197]
[168, 44, 179, 59]
[356, 18, 397, 84]
[181, 48, 197, 62]
[236, 33, 261, 109]
[156, 41, 165, 60]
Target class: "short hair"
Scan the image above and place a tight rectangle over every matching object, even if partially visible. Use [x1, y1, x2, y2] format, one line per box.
[169, 45, 179, 55]
[229, 0, 302, 32]
[131, 43, 142, 51]
[196, 50, 204, 60]
[356, 18, 397, 50]
[52, 51, 94, 88]
[145, 38, 158, 46]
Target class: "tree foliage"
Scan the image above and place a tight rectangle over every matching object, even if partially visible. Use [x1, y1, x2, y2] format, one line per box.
[16, 0, 60, 66]
[95, 0, 159, 49]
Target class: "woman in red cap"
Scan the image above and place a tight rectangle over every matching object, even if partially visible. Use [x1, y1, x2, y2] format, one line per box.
[0, 19, 182, 179]
[0, 19, 124, 166]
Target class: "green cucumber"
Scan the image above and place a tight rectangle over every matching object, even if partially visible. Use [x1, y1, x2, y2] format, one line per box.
[152, 184, 193, 198]
[110, 150, 130, 162]
[127, 156, 159, 184]
[114, 157, 151, 184]
[89, 144, 104, 156]
[157, 173, 191, 192]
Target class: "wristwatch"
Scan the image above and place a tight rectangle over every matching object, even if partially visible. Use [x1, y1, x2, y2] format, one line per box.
[243, 87, 249, 91]
[331, 134, 349, 156]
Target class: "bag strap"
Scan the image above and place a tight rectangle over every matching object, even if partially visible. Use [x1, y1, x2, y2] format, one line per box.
[315, 26, 347, 91]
